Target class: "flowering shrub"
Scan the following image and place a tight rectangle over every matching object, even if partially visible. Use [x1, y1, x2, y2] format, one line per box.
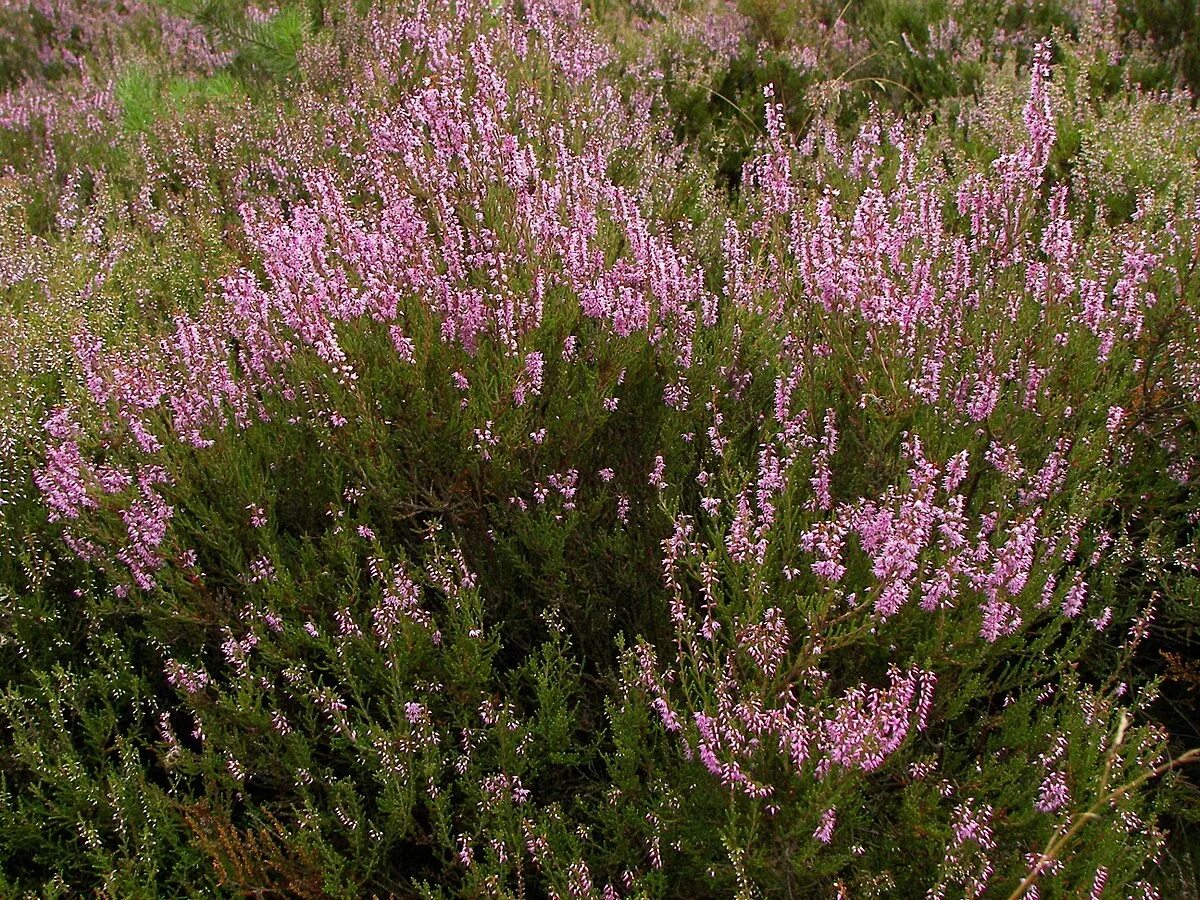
[2, 0, 1199, 897]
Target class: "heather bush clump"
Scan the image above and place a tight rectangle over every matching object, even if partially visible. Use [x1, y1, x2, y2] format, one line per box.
[1, 0, 1198, 897]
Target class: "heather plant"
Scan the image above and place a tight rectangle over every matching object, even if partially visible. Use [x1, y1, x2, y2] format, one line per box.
[1, 0, 1199, 897]
[1119, 0, 1200, 94]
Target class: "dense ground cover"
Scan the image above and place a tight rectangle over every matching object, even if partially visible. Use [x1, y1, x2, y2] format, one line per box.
[1, 0, 1199, 896]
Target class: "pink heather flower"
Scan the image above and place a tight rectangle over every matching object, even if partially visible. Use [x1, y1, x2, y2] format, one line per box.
[984, 443, 1024, 480]
[663, 379, 690, 410]
[116, 472, 175, 590]
[525, 823, 551, 867]
[980, 598, 1022, 642]
[335, 606, 362, 637]
[946, 799, 996, 895]
[97, 465, 133, 494]
[910, 759, 938, 780]
[226, 753, 246, 782]
[819, 667, 936, 776]
[653, 697, 680, 732]
[514, 351, 545, 407]
[480, 773, 529, 806]
[158, 712, 180, 762]
[220, 627, 260, 678]
[1036, 769, 1069, 813]
[725, 491, 757, 564]
[811, 456, 833, 512]
[1106, 406, 1126, 434]
[457, 836, 473, 868]
[1063, 576, 1088, 618]
[739, 607, 790, 678]
[1039, 574, 1058, 609]
[548, 470, 579, 509]
[164, 659, 210, 694]
[472, 421, 499, 460]
[814, 806, 837, 843]
[966, 371, 1000, 422]
[955, 801, 993, 854]
[648, 455, 667, 490]
[567, 860, 593, 898]
[389, 325, 416, 363]
[249, 555, 275, 584]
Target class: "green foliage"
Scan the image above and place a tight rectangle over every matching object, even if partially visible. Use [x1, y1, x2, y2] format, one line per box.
[1, 0, 1199, 896]
[0, 583, 210, 895]
[115, 64, 162, 134]
[1119, 0, 1200, 92]
[164, 0, 315, 79]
